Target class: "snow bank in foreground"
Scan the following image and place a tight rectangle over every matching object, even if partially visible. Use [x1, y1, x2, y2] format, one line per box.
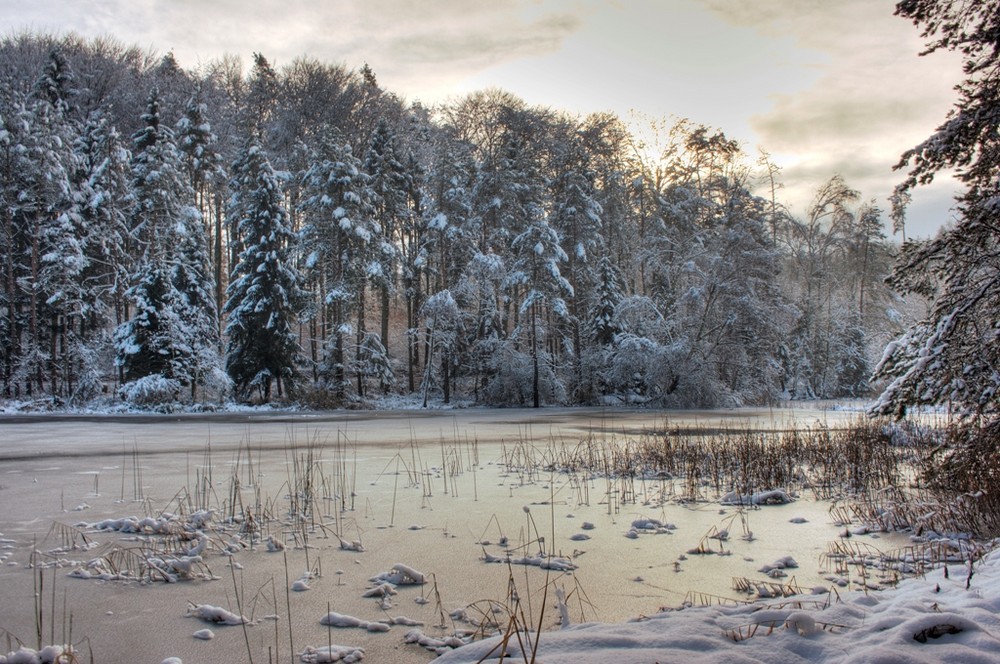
[435, 548, 1000, 664]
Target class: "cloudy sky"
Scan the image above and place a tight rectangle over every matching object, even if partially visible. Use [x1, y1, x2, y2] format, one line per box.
[2, 0, 964, 237]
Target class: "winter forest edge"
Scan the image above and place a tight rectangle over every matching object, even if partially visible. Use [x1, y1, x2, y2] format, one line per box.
[0, 18, 959, 414]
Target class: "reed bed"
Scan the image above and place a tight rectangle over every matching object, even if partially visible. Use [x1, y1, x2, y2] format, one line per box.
[494, 416, 1000, 562]
[538, 419, 919, 502]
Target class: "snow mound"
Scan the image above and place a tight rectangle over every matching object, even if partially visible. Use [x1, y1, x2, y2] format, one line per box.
[186, 603, 251, 625]
[432, 549, 1000, 664]
[320, 611, 390, 633]
[0, 645, 72, 664]
[369, 563, 426, 586]
[720, 489, 794, 506]
[299, 644, 365, 663]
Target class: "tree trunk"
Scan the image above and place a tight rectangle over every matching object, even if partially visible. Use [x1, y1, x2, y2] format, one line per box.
[531, 303, 540, 409]
[30, 227, 41, 396]
[3, 212, 15, 396]
[406, 291, 415, 393]
[442, 354, 450, 404]
[310, 310, 319, 384]
[380, 284, 390, 361]
[357, 287, 367, 398]
[49, 315, 58, 397]
[421, 327, 434, 408]
[214, 193, 224, 340]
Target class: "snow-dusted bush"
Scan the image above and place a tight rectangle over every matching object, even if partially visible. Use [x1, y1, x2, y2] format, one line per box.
[189, 364, 233, 404]
[479, 340, 565, 406]
[119, 374, 182, 406]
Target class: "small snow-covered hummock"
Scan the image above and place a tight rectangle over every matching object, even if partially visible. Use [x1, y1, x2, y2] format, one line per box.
[320, 612, 390, 633]
[369, 563, 426, 586]
[404, 628, 471, 656]
[186, 602, 251, 625]
[0, 645, 72, 664]
[299, 644, 364, 663]
[719, 489, 794, 506]
[758, 556, 798, 575]
[292, 570, 316, 591]
[509, 554, 577, 571]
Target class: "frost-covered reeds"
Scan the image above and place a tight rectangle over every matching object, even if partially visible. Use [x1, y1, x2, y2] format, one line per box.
[526, 418, 929, 511]
[490, 417, 1000, 546]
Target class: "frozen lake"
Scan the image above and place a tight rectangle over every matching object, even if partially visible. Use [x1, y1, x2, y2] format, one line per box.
[0, 406, 910, 663]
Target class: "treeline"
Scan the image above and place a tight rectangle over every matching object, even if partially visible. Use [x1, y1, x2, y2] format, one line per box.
[0, 33, 909, 408]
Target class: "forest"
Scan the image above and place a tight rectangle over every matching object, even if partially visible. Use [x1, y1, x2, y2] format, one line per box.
[0, 32, 912, 409]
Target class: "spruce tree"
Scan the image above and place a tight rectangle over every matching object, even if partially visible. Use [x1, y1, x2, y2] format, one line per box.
[299, 133, 376, 397]
[72, 111, 132, 400]
[116, 89, 220, 401]
[873, 0, 1000, 419]
[363, 117, 408, 366]
[225, 139, 301, 402]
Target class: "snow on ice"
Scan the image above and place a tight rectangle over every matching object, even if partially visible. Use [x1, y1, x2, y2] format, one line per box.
[431, 548, 1000, 664]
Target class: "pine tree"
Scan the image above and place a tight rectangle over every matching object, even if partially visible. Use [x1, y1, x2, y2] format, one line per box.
[872, 1, 1000, 419]
[419, 289, 461, 406]
[415, 134, 475, 397]
[33, 106, 85, 397]
[0, 104, 15, 396]
[34, 46, 77, 115]
[592, 256, 624, 347]
[424, 137, 475, 291]
[225, 139, 301, 402]
[363, 117, 408, 368]
[299, 133, 376, 397]
[508, 213, 573, 408]
[548, 125, 604, 397]
[454, 251, 506, 403]
[115, 260, 185, 386]
[176, 89, 226, 322]
[5, 62, 85, 399]
[116, 89, 220, 402]
[72, 111, 132, 401]
[171, 205, 225, 399]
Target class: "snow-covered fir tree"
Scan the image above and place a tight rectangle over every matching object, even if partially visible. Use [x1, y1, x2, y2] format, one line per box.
[363, 117, 408, 370]
[298, 132, 376, 398]
[71, 110, 132, 401]
[0, 57, 85, 399]
[507, 210, 574, 408]
[225, 138, 302, 402]
[580, 255, 624, 400]
[176, 89, 226, 322]
[419, 289, 461, 406]
[548, 123, 604, 398]
[116, 89, 222, 403]
[873, 0, 1000, 419]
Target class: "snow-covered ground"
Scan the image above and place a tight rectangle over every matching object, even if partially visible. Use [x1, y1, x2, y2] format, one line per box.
[434, 549, 1000, 663]
[0, 407, 992, 664]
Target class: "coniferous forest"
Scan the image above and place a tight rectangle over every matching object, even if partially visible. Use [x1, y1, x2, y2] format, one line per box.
[0, 33, 911, 409]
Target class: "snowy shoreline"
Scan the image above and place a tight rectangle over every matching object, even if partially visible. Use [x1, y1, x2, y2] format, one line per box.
[433, 548, 1000, 664]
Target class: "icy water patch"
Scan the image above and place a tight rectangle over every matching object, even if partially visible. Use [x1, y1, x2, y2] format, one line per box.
[0, 408, 920, 663]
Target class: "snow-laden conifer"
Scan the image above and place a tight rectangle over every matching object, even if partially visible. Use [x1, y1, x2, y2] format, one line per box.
[225, 139, 301, 402]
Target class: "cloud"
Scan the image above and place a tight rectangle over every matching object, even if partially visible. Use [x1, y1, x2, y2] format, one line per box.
[699, 0, 963, 235]
[1, 0, 961, 236]
[2, 0, 584, 104]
